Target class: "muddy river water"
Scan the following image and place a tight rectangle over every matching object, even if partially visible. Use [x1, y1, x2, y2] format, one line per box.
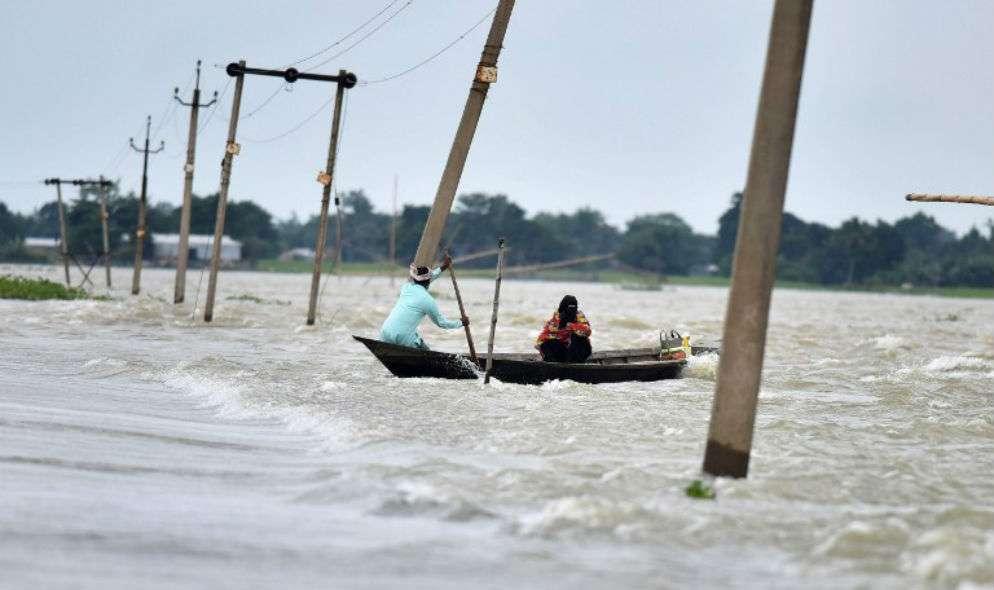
[2, 264, 992, 588]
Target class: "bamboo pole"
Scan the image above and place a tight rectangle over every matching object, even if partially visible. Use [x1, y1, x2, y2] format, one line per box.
[446, 252, 477, 364]
[703, 0, 813, 479]
[503, 254, 613, 275]
[906, 194, 994, 206]
[452, 247, 503, 265]
[484, 238, 506, 384]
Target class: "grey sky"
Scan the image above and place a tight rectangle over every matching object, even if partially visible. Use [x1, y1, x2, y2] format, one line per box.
[2, 1, 992, 236]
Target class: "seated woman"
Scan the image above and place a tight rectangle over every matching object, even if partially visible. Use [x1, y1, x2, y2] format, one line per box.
[534, 295, 592, 363]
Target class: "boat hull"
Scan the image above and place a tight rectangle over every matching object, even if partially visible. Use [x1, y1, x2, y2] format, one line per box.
[353, 336, 690, 385]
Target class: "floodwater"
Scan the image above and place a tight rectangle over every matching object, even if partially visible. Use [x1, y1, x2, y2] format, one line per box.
[2, 263, 993, 589]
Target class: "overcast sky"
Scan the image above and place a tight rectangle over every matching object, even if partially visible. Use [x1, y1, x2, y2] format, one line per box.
[2, 1, 992, 236]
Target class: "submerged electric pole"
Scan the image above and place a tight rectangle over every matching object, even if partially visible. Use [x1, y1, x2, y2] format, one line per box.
[72, 177, 115, 288]
[42, 178, 72, 286]
[173, 60, 218, 304]
[129, 116, 165, 295]
[202, 61, 356, 324]
[306, 70, 355, 325]
[702, 0, 813, 479]
[413, 0, 516, 268]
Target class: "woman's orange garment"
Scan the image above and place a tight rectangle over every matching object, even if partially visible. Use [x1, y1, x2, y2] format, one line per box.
[535, 311, 591, 348]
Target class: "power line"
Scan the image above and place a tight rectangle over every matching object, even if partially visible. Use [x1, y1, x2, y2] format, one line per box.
[240, 94, 333, 144]
[361, 5, 497, 85]
[198, 76, 231, 136]
[305, 0, 415, 72]
[288, 0, 403, 67]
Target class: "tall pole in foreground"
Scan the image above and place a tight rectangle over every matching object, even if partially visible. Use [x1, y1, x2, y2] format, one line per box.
[703, 0, 813, 479]
[129, 116, 165, 295]
[43, 179, 72, 286]
[204, 61, 246, 323]
[306, 72, 350, 326]
[412, 0, 516, 267]
[484, 238, 506, 384]
[174, 60, 218, 304]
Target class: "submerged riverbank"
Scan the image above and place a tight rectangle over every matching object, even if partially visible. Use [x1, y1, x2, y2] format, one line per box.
[2, 264, 993, 588]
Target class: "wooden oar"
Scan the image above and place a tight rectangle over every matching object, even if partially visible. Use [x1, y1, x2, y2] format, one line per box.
[445, 250, 477, 365]
[484, 238, 507, 384]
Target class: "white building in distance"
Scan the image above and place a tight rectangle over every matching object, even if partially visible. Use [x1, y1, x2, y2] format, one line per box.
[150, 233, 242, 264]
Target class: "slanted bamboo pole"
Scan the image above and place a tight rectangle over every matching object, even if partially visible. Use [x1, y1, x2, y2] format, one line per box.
[446, 252, 477, 364]
[503, 254, 613, 275]
[906, 194, 994, 206]
[484, 238, 506, 384]
[452, 247, 503, 265]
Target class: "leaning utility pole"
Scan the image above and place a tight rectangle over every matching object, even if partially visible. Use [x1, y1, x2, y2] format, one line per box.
[412, 0, 516, 267]
[702, 0, 813, 479]
[72, 177, 115, 288]
[129, 116, 165, 295]
[306, 70, 355, 325]
[42, 178, 72, 286]
[173, 60, 218, 304]
[203, 60, 246, 323]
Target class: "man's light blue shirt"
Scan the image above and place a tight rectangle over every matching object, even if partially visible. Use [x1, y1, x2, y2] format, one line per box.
[380, 268, 462, 349]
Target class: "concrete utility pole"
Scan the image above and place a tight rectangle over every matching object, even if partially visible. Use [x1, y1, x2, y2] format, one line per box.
[42, 178, 72, 286]
[703, 0, 813, 479]
[173, 60, 218, 304]
[200, 62, 356, 324]
[303, 69, 356, 326]
[412, 0, 516, 267]
[203, 60, 246, 323]
[72, 177, 115, 288]
[129, 116, 165, 295]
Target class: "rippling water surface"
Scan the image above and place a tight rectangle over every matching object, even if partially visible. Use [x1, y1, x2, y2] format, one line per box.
[2, 264, 992, 589]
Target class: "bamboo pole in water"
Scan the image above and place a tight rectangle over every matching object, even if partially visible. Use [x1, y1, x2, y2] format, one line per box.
[446, 252, 477, 364]
[703, 0, 813, 479]
[503, 254, 613, 275]
[484, 238, 506, 384]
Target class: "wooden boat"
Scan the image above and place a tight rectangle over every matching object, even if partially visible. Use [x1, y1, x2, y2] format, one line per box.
[353, 335, 718, 385]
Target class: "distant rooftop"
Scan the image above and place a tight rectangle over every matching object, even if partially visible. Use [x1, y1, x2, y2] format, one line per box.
[150, 233, 241, 247]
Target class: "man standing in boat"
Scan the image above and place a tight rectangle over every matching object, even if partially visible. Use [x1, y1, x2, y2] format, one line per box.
[380, 254, 467, 350]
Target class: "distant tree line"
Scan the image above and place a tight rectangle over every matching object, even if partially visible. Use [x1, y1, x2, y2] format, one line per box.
[1, 186, 991, 287]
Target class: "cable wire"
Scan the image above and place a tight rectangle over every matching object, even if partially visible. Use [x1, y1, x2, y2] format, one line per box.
[360, 5, 496, 85]
[288, 0, 403, 67]
[304, 0, 415, 72]
[198, 76, 232, 136]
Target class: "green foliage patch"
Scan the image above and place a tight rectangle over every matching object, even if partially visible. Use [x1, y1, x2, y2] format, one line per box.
[0, 275, 88, 300]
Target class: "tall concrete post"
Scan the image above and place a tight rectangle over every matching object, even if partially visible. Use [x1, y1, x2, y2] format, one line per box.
[98, 176, 112, 288]
[174, 60, 217, 304]
[703, 0, 814, 478]
[51, 181, 71, 286]
[412, 0, 516, 267]
[203, 61, 246, 323]
[306, 73, 347, 326]
[129, 115, 164, 296]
